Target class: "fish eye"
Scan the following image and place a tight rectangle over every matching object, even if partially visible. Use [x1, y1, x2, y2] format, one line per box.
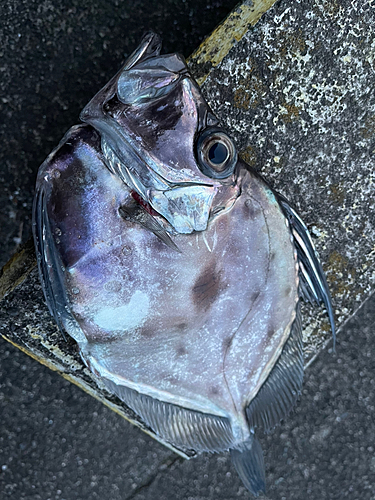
[196, 128, 237, 179]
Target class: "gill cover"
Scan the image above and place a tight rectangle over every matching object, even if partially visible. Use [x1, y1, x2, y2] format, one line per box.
[80, 32, 238, 233]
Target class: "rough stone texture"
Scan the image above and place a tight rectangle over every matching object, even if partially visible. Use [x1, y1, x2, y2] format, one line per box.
[201, 0, 375, 359]
[188, 0, 278, 85]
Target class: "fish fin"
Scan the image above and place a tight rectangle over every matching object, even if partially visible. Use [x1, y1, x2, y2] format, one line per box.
[123, 32, 162, 71]
[298, 267, 319, 305]
[230, 436, 266, 497]
[32, 185, 68, 340]
[277, 193, 336, 346]
[104, 379, 234, 452]
[246, 304, 304, 432]
[119, 203, 181, 253]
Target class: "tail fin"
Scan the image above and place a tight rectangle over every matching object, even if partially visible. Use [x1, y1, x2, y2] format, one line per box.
[230, 436, 266, 497]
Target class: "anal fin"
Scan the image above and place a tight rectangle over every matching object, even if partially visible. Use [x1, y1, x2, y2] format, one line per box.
[246, 303, 304, 432]
[104, 379, 234, 453]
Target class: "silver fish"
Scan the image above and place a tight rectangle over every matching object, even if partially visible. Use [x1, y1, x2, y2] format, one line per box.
[32, 32, 335, 496]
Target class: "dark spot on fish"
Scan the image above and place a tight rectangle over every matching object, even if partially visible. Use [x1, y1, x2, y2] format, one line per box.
[284, 285, 292, 297]
[246, 367, 257, 381]
[176, 322, 188, 332]
[104, 280, 122, 293]
[251, 291, 261, 303]
[222, 336, 232, 352]
[270, 251, 276, 261]
[176, 345, 188, 356]
[74, 311, 85, 322]
[161, 373, 179, 385]
[192, 262, 223, 311]
[122, 245, 132, 255]
[140, 327, 155, 339]
[243, 198, 261, 219]
[209, 386, 221, 396]
[243, 199, 254, 218]
[267, 325, 275, 338]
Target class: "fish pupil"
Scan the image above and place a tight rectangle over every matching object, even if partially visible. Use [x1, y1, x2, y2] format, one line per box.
[208, 142, 228, 165]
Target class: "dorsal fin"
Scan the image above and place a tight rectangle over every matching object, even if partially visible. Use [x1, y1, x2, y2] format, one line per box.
[277, 193, 336, 347]
[246, 303, 304, 432]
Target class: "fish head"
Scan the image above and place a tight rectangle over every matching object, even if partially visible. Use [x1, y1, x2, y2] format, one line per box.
[80, 32, 240, 234]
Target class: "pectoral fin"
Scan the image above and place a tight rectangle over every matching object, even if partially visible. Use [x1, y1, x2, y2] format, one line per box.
[119, 202, 180, 253]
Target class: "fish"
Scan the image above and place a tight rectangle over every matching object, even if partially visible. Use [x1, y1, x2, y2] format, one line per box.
[32, 32, 335, 496]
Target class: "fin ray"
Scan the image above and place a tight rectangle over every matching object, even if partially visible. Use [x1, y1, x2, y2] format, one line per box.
[104, 379, 235, 452]
[119, 203, 180, 253]
[277, 193, 336, 346]
[246, 304, 304, 432]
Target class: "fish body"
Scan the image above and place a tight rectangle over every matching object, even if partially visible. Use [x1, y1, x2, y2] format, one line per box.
[33, 33, 335, 496]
